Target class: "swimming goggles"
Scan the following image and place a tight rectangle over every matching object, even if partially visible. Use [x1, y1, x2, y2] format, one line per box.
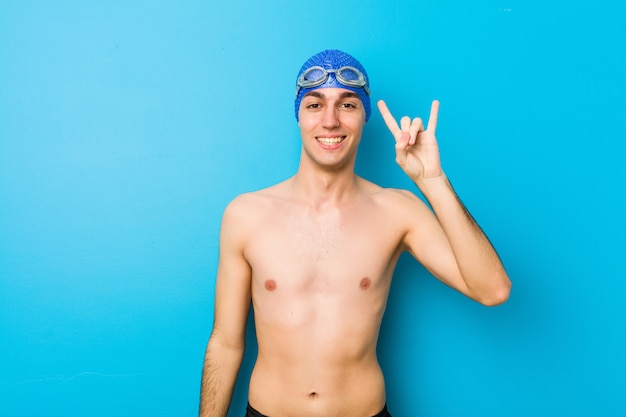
[296, 65, 370, 97]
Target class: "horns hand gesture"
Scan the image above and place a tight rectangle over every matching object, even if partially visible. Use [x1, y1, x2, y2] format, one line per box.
[377, 100, 443, 183]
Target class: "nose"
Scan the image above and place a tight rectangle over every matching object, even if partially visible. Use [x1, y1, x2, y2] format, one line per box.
[321, 105, 340, 129]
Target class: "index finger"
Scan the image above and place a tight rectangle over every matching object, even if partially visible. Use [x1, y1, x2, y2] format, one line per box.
[377, 100, 401, 136]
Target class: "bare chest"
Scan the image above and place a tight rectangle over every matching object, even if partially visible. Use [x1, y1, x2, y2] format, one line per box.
[244, 203, 403, 294]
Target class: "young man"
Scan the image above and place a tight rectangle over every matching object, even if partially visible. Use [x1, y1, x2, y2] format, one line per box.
[200, 49, 511, 417]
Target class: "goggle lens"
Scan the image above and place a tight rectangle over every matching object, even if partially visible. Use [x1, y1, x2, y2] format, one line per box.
[296, 66, 369, 95]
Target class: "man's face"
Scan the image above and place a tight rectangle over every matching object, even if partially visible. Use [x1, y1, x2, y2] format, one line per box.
[297, 87, 366, 171]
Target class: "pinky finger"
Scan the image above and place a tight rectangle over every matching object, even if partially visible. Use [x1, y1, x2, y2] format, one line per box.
[427, 100, 440, 132]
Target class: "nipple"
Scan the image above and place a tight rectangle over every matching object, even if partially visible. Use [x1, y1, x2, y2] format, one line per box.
[359, 277, 371, 290]
[265, 279, 277, 291]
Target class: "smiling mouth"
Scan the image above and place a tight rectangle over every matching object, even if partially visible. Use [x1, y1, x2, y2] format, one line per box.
[316, 136, 345, 146]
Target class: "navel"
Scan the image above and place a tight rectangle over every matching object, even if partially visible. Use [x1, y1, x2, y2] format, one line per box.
[264, 279, 277, 291]
[359, 277, 371, 290]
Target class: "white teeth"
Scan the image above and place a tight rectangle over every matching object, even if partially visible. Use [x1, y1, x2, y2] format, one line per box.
[317, 137, 344, 145]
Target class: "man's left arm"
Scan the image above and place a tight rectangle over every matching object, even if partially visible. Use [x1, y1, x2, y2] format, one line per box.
[378, 100, 511, 306]
[416, 173, 511, 305]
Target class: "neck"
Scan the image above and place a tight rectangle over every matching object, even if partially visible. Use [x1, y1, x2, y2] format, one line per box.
[291, 163, 360, 207]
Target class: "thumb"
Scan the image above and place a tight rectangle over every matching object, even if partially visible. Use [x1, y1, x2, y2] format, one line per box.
[396, 131, 411, 148]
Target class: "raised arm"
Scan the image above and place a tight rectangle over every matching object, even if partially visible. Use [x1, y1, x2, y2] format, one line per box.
[200, 198, 253, 416]
[378, 100, 511, 306]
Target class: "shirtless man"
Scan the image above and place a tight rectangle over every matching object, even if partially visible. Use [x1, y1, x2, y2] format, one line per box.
[199, 49, 511, 417]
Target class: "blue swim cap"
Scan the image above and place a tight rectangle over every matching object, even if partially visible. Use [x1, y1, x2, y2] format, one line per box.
[294, 50, 371, 122]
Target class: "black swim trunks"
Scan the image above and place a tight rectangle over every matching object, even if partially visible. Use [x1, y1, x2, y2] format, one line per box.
[245, 403, 392, 417]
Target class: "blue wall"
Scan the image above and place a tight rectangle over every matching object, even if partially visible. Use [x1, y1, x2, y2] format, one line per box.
[1, 1, 624, 416]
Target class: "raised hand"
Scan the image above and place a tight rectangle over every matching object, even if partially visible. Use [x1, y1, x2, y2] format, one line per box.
[377, 100, 443, 182]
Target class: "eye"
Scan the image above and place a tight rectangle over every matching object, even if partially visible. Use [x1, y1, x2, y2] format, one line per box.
[306, 103, 321, 109]
[340, 102, 358, 109]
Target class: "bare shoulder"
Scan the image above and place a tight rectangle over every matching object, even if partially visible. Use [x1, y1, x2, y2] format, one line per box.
[221, 180, 291, 231]
[359, 179, 428, 214]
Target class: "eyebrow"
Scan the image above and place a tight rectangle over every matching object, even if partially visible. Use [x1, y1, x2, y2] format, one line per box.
[303, 91, 361, 100]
